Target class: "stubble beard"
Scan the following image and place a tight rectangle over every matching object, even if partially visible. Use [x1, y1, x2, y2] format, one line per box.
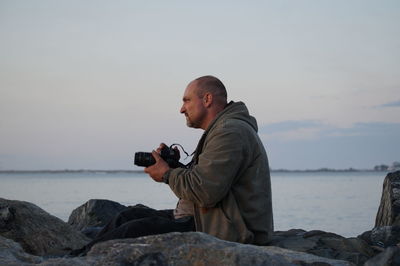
[184, 108, 206, 129]
[185, 114, 199, 128]
[186, 117, 195, 128]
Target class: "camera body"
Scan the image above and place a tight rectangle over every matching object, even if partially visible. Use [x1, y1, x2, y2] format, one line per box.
[134, 146, 180, 168]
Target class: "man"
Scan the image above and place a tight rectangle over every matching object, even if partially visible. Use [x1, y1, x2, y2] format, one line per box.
[145, 75, 273, 245]
[71, 76, 272, 255]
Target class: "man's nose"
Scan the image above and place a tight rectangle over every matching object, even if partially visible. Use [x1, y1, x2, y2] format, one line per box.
[180, 105, 185, 114]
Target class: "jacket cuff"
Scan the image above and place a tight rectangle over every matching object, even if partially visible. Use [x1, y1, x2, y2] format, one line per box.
[162, 169, 172, 184]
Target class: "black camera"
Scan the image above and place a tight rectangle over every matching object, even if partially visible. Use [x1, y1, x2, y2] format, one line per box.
[134, 145, 180, 168]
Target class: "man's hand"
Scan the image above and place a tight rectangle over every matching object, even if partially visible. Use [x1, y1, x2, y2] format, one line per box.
[144, 150, 170, 182]
[156, 143, 168, 154]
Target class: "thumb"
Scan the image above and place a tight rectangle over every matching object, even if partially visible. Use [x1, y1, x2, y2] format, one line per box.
[152, 150, 161, 162]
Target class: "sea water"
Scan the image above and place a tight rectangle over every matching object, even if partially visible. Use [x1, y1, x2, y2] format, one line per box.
[0, 171, 385, 237]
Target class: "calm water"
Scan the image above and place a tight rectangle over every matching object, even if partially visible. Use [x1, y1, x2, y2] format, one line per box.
[0, 171, 385, 237]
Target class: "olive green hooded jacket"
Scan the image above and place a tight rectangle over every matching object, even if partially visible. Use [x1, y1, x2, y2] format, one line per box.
[165, 101, 273, 245]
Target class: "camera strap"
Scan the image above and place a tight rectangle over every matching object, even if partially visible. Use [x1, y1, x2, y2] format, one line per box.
[169, 143, 193, 159]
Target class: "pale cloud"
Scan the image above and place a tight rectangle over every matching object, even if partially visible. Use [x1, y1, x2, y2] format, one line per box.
[260, 121, 400, 141]
[375, 100, 400, 108]
[261, 127, 323, 141]
[261, 122, 400, 169]
[260, 120, 325, 141]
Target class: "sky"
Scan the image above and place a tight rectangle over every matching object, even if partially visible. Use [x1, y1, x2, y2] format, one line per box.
[0, 0, 399, 170]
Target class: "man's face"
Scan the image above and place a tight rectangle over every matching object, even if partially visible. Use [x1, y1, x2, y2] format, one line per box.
[180, 83, 207, 129]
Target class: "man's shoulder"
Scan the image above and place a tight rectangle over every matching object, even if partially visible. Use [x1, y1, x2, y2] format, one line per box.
[221, 117, 255, 132]
[206, 118, 255, 142]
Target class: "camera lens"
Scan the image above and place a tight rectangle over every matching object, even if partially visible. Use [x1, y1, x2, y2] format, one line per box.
[134, 152, 156, 167]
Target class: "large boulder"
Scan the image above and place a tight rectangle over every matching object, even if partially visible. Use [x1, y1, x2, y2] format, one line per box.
[68, 199, 127, 231]
[271, 229, 376, 265]
[375, 171, 400, 227]
[0, 198, 90, 256]
[83, 232, 353, 265]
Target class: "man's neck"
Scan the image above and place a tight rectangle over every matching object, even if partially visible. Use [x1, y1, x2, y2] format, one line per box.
[200, 102, 229, 130]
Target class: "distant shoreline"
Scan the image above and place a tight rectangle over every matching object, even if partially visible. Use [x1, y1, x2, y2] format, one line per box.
[0, 168, 391, 174]
[0, 169, 144, 174]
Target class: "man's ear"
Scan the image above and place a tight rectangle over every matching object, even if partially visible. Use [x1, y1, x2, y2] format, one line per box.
[203, 93, 213, 107]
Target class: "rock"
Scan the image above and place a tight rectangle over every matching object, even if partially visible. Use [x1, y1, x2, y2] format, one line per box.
[68, 199, 127, 232]
[80, 226, 103, 239]
[375, 171, 400, 227]
[0, 235, 43, 265]
[364, 246, 400, 266]
[0, 206, 14, 227]
[358, 230, 373, 245]
[271, 229, 376, 265]
[83, 232, 353, 266]
[371, 226, 400, 248]
[359, 226, 400, 248]
[0, 235, 88, 266]
[0, 198, 90, 256]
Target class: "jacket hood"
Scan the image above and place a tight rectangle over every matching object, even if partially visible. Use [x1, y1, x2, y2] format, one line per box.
[207, 101, 258, 132]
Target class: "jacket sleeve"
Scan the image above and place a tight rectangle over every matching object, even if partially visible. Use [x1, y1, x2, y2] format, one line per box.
[167, 123, 245, 208]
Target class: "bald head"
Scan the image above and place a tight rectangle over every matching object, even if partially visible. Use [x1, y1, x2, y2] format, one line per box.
[180, 75, 228, 130]
[191, 75, 227, 105]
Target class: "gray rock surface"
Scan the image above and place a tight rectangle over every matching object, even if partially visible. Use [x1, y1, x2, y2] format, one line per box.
[360, 226, 400, 248]
[0, 235, 42, 265]
[68, 199, 127, 231]
[375, 171, 400, 227]
[0, 232, 355, 265]
[364, 246, 400, 266]
[83, 232, 354, 265]
[0, 198, 90, 256]
[271, 229, 376, 265]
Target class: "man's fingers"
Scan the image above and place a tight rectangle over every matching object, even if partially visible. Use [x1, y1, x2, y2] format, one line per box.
[156, 143, 167, 153]
[152, 150, 161, 161]
[145, 150, 170, 183]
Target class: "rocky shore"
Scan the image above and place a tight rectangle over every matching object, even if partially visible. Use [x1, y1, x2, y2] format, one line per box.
[1, 171, 400, 265]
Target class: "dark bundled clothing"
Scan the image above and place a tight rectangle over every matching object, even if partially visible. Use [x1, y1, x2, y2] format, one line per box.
[70, 205, 194, 256]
